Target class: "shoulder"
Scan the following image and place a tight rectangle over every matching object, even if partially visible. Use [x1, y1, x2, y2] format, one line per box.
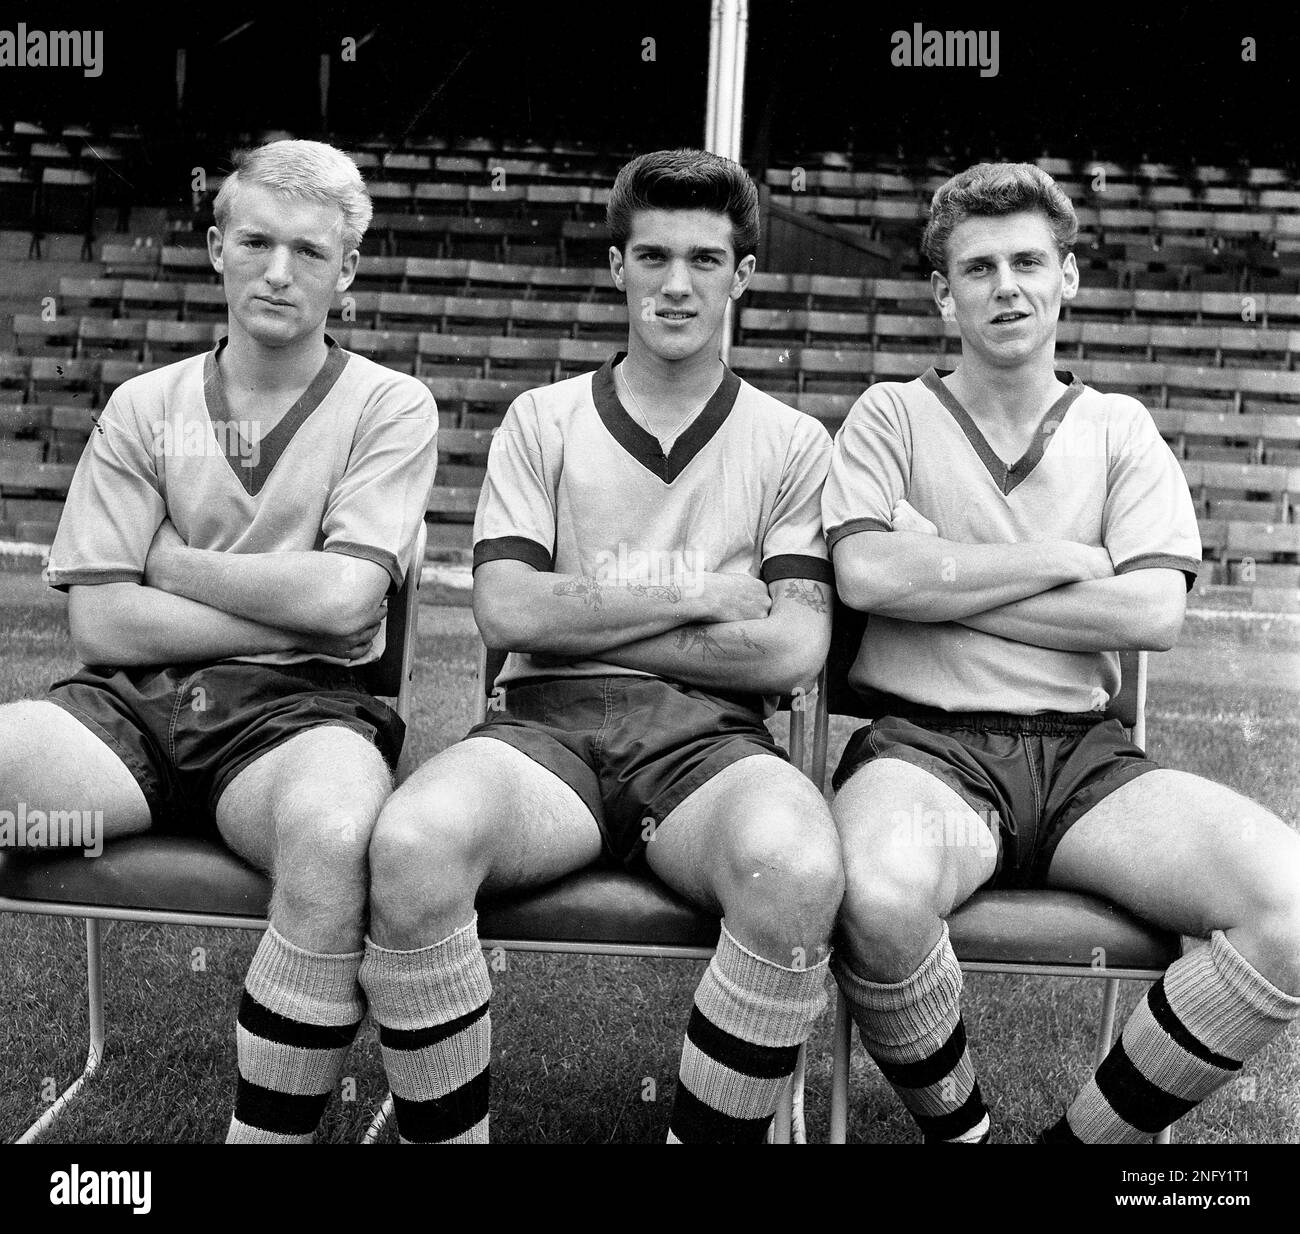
[339, 350, 437, 418]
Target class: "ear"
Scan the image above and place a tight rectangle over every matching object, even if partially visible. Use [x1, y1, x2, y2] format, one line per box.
[609, 244, 626, 291]
[1060, 250, 1079, 301]
[730, 253, 756, 301]
[931, 269, 955, 321]
[207, 225, 225, 274]
[337, 247, 360, 294]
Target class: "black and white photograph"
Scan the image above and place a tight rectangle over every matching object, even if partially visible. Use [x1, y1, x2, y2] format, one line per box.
[0, 0, 1295, 1211]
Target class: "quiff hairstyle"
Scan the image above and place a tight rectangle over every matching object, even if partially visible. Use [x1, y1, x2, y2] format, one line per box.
[921, 162, 1078, 274]
[607, 148, 760, 264]
[213, 139, 373, 254]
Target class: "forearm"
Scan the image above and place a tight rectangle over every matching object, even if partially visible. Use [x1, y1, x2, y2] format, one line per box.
[838, 533, 1106, 622]
[956, 573, 1186, 652]
[151, 545, 375, 636]
[475, 571, 711, 656]
[68, 583, 298, 667]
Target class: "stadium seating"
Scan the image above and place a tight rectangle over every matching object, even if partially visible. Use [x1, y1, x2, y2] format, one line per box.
[815, 602, 1183, 1144]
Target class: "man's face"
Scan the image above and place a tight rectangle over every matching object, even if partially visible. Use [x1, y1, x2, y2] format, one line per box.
[932, 209, 1077, 369]
[208, 183, 358, 350]
[609, 208, 755, 364]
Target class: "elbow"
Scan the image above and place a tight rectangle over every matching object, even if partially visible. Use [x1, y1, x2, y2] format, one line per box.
[835, 563, 882, 613]
[473, 590, 532, 653]
[1144, 604, 1185, 653]
[766, 627, 831, 696]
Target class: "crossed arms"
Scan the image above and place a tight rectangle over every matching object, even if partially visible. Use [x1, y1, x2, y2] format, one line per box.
[473, 560, 831, 696]
[67, 519, 391, 667]
[833, 500, 1186, 652]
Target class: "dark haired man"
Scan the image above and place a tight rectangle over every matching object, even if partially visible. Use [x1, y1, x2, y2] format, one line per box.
[361, 148, 842, 1144]
[823, 162, 1300, 1143]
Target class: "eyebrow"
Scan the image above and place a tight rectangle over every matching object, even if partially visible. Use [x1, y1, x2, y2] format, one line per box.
[629, 242, 730, 257]
[231, 225, 333, 249]
[959, 247, 1052, 265]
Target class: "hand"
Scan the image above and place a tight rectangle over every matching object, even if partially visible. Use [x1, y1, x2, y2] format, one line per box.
[698, 572, 773, 623]
[299, 599, 387, 661]
[891, 499, 939, 536]
[1076, 543, 1116, 581]
[144, 517, 187, 590]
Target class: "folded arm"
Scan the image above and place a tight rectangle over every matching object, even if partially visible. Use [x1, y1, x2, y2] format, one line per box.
[472, 559, 772, 657]
[145, 519, 390, 639]
[67, 582, 383, 668]
[956, 569, 1187, 652]
[589, 577, 831, 696]
[833, 523, 1113, 623]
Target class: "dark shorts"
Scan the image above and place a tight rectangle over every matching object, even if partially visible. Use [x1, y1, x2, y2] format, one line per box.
[832, 708, 1161, 889]
[464, 674, 787, 866]
[47, 659, 405, 831]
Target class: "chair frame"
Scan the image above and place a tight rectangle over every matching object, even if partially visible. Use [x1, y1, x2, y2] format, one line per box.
[1, 523, 426, 1143]
[813, 608, 1181, 1145]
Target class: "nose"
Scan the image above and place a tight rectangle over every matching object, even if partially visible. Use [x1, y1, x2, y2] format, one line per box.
[263, 244, 293, 288]
[993, 260, 1019, 299]
[660, 257, 691, 298]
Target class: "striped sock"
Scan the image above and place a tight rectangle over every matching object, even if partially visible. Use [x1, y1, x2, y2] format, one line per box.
[1060, 929, 1300, 1143]
[667, 922, 828, 1143]
[833, 920, 988, 1142]
[358, 915, 491, 1144]
[226, 925, 364, 1144]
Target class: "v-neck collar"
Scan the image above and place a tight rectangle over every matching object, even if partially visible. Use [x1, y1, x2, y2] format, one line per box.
[922, 367, 1084, 496]
[203, 334, 349, 497]
[591, 351, 741, 484]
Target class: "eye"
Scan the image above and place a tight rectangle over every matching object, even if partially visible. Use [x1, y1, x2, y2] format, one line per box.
[243, 237, 267, 249]
[300, 247, 325, 260]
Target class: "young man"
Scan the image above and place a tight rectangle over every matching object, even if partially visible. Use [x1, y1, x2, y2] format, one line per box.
[363, 148, 842, 1144]
[822, 162, 1300, 1144]
[0, 140, 439, 1142]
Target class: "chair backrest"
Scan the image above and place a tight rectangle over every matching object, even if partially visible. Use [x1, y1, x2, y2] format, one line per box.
[824, 594, 1145, 732]
[359, 521, 427, 718]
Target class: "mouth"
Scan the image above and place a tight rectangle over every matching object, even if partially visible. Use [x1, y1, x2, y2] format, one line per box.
[256, 296, 294, 308]
[990, 311, 1030, 324]
[656, 310, 696, 322]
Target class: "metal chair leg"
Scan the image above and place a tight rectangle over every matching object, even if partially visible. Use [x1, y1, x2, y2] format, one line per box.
[1093, 977, 1120, 1069]
[361, 1092, 395, 1144]
[830, 985, 851, 1143]
[17, 917, 106, 1143]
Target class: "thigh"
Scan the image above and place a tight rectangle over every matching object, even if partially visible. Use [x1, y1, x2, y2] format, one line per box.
[646, 753, 837, 914]
[387, 735, 604, 895]
[832, 756, 999, 917]
[0, 699, 151, 842]
[214, 724, 392, 874]
[1046, 768, 1300, 935]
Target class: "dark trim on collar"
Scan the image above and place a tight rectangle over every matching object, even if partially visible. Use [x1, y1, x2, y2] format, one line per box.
[591, 352, 740, 484]
[203, 334, 350, 497]
[921, 367, 1084, 496]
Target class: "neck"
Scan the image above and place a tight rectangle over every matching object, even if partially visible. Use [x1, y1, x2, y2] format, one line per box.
[221, 320, 329, 395]
[620, 341, 724, 410]
[947, 349, 1062, 422]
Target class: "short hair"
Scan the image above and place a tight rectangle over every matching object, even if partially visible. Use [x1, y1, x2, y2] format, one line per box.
[606, 148, 760, 264]
[921, 162, 1078, 274]
[213, 139, 373, 254]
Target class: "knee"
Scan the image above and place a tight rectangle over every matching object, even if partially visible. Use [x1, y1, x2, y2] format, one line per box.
[274, 796, 377, 897]
[367, 791, 487, 917]
[719, 814, 844, 936]
[837, 858, 945, 979]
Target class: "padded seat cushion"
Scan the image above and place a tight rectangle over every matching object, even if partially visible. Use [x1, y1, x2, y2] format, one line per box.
[1, 838, 1179, 967]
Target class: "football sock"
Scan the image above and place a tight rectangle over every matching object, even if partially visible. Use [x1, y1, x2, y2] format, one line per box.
[834, 920, 988, 1142]
[227, 925, 364, 1144]
[358, 915, 491, 1144]
[667, 922, 828, 1143]
[1055, 929, 1300, 1143]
